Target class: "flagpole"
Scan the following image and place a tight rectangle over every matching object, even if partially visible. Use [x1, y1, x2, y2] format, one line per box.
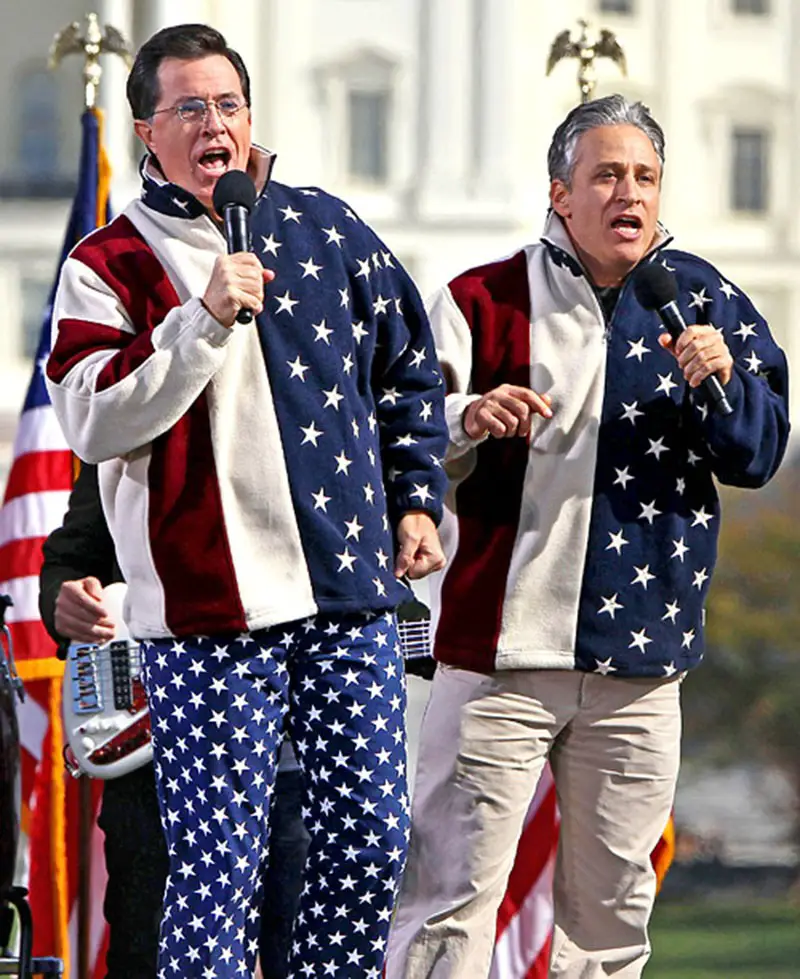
[46, 15, 132, 979]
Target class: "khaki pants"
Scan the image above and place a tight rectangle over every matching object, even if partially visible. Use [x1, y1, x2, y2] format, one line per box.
[387, 666, 682, 979]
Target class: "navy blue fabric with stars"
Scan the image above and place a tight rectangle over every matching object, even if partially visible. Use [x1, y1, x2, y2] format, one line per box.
[566, 245, 789, 679]
[142, 165, 448, 617]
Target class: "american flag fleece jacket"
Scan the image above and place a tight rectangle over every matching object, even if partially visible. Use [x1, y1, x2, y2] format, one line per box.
[425, 211, 789, 679]
[46, 149, 448, 640]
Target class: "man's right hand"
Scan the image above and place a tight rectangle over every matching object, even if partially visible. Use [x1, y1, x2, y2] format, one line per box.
[463, 384, 553, 440]
[202, 254, 275, 327]
[55, 576, 116, 644]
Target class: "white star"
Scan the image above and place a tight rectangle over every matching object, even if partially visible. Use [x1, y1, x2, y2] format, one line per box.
[629, 628, 652, 653]
[336, 548, 358, 572]
[410, 483, 433, 505]
[322, 385, 345, 410]
[638, 500, 662, 524]
[261, 234, 282, 256]
[342, 353, 355, 375]
[681, 629, 696, 649]
[621, 401, 644, 425]
[676, 477, 686, 495]
[656, 373, 678, 397]
[606, 529, 629, 554]
[338, 287, 349, 308]
[381, 250, 394, 267]
[646, 438, 669, 460]
[693, 567, 709, 590]
[299, 257, 323, 279]
[613, 467, 634, 490]
[300, 422, 323, 446]
[375, 549, 389, 570]
[409, 348, 427, 368]
[661, 258, 676, 272]
[356, 258, 372, 279]
[344, 516, 364, 541]
[287, 356, 309, 380]
[373, 295, 391, 315]
[275, 290, 299, 316]
[719, 279, 737, 300]
[380, 387, 400, 406]
[420, 401, 433, 421]
[744, 350, 763, 373]
[278, 204, 302, 223]
[671, 537, 690, 562]
[663, 662, 678, 677]
[323, 225, 345, 246]
[626, 337, 651, 362]
[688, 287, 712, 310]
[312, 319, 333, 344]
[662, 600, 680, 623]
[598, 594, 623, 619]
[594, 657, 617, 675]
[311, 487, 331, 511]
[352, 321, 369, 344]
[631, 565, 656, 589]
[334, 452, 353, 475]
[734, 321, 757, 341]
[691, 507, 713, 529]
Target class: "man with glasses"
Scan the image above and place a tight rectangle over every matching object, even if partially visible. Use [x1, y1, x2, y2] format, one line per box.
[46, 23, 448, 979]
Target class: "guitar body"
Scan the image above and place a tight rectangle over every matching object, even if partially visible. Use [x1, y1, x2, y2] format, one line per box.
[62, 638, 152, 779]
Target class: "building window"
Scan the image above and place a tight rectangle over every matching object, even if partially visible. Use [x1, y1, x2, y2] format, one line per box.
[348, 90, 389, 183]
[731, 128, 769, 213]
[599, 0, 634, 13]
[732, 0, 769, 13]
[17, 69, 59, 182]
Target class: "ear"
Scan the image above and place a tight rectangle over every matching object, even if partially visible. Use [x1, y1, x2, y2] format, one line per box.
[550, 179, 572, 219]
[133, 119, 155, 153]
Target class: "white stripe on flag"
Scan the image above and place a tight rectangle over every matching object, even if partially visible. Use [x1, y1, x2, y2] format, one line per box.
[17, 691, 50, 763]
[11, 404, 70, 455]
[0, 489, 71, 547]
[490, 850, 557, 978]
[0, 575, 42, 623]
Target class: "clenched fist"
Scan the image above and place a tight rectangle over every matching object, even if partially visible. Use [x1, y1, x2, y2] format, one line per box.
[202, 253, 275, 327]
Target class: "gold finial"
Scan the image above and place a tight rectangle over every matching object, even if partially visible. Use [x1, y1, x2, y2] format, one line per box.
[49, 12, 133, 109]
[546, 19, 627, 104]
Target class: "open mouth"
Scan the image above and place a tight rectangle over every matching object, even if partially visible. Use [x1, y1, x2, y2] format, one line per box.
[197, 147, 232, 175]
[611, 214, 643, 240]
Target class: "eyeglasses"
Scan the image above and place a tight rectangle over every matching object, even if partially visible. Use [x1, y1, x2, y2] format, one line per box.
[151, 96, 248, 125]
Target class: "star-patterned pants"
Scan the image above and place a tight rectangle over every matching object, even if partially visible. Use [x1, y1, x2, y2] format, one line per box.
[140, 611, 410, 979]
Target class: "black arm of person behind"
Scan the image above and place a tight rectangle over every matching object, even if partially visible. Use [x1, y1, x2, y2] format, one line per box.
[39, 462, 120, 654]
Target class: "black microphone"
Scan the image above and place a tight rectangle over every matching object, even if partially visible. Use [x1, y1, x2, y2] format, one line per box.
[632, 263, 734, 417]
[212, 170, 258, 324]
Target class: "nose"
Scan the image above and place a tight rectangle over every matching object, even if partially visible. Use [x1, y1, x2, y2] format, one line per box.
[202, 102, 226, 135]
[616, 172, 640, 206]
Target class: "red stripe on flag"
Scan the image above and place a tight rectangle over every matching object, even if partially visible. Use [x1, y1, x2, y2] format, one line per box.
[495, 782, 559, 941]
[3, 451, 74, 503]
[0, 537, 48, 580]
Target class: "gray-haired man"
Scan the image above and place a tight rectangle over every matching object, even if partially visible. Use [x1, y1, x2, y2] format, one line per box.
[387, 95, 789, 978]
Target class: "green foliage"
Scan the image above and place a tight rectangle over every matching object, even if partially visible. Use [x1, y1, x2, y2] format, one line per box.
[648, 900, 799, 978]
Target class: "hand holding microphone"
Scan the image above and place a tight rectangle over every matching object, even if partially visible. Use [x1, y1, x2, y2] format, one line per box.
[632, 263, 734, 417]
[203, 170, 273, 327]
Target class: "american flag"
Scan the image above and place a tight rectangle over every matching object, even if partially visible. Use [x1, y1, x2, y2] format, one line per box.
[0, 107, 111, 979]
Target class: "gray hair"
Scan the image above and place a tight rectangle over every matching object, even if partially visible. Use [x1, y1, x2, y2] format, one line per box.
[547, 94, 665, 186]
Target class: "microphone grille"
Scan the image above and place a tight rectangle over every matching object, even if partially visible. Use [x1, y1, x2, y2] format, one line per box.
[212, 170, 257, 213]
[632, 262, 679, 310]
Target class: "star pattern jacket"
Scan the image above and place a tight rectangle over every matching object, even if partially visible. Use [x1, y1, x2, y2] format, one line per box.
[46, 150, 448, 639]
[427, 212, 789, 679]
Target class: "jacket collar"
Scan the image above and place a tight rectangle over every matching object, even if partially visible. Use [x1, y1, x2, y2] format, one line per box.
[539, 209, 673, 282]
[139, 144, 277, 219]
